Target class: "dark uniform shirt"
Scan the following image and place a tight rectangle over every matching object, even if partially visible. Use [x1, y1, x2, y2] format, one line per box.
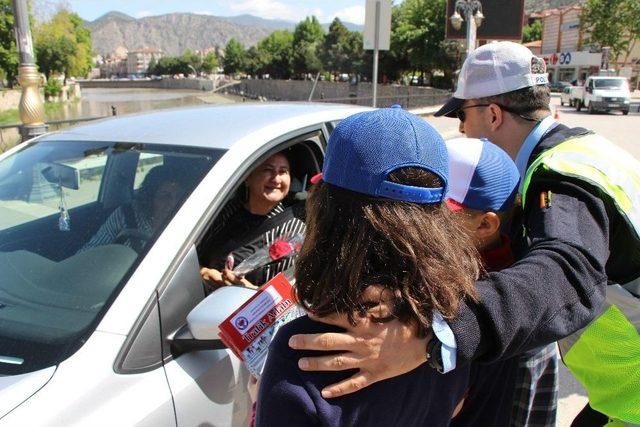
[451, 124, 615, 363]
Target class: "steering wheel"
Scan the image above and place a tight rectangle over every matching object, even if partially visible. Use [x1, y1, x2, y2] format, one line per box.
[113, 228, 151, 253]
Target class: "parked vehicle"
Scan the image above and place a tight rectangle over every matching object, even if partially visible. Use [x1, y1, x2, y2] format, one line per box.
[570, 76, 631, 114]
[549, 81, 571, 93]
[0, 102, 371, 426]
[560, 85, 573, 106]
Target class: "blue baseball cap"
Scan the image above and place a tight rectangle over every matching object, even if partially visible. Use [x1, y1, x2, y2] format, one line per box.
[445, 138, 519, 212]
[321, 107, 448, 203]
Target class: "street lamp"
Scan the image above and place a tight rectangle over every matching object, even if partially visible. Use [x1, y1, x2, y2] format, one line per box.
[12, 0, 47, 141]
[450, 0, 484, 56]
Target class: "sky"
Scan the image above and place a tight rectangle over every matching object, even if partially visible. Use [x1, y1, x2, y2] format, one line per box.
[53, 0, 368, 24]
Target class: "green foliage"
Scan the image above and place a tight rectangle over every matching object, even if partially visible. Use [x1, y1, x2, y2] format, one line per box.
[0, 0, 18, 85]
[321, 18, 355, 76]
[151, 56, 192, 75]
[43, 78, 62, 98]
[223, 38, 247, 75]
[34, 9, 94, 79]
[581, 0, 640, 65]
[394, 0, 447, 73]
[292, 16, 324, 76]
[201, 52, 219, 74]
[522, 20, 543, 43]
[256, 30, 294, 79]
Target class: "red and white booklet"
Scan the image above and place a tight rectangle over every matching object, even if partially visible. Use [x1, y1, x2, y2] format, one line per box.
[218, 273, 304, 378]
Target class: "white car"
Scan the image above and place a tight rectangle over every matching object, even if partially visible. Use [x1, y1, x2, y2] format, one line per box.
[570, 76, 631, 114]
[560, 85, 573, 107]
[0, 102, 370, 426]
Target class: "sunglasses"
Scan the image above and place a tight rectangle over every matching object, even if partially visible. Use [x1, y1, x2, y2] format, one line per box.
[456, 103, 541, 123]
[455, 104, 490, 122]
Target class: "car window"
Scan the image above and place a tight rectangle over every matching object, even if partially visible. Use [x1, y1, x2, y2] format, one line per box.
[594, 79, 626, 89]
[0, 139, 225, 375]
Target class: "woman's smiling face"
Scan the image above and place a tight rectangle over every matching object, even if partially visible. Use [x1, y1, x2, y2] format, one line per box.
[246, 153, 291, 206]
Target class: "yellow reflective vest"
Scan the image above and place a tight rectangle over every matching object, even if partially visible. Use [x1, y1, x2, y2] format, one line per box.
[522, 132, 640, 425]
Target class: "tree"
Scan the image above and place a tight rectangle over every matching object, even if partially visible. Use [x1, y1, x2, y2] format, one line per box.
[522, 20, 543, 43]
[147, 56, 157, 75]
[292, 16, 324, 76]
[581, 0, 640, 68]
[244, 45, 267, 76]
[321, 18, 353, 77]
[201, 52, 219, 74]
[180, 49, 201, 74]
[0, 0, 19, 85]
[393, 0, 448, 77]
[223, 38, 246, 75]
[34, 9, 93, 79]
[257, 30, 294, 79]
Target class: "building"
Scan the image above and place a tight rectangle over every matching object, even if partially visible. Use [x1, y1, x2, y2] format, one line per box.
[539, 5, 640, 87]
[126, 48, 164, 76]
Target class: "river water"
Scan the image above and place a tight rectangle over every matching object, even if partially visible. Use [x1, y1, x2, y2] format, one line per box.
[0, 88, 238, 152]
[47, 88, 237, 122]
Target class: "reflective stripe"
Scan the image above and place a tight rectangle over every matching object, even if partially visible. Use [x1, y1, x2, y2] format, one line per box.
[522, 135, 640, 237]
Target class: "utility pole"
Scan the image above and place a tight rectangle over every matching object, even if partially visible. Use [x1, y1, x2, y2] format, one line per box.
[12, 0, 47, 141]
[364, 0, 391, 108]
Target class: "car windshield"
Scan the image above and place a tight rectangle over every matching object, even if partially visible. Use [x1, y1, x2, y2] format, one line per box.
[0, 139, 224, 375]
[594, 79, 626, 89]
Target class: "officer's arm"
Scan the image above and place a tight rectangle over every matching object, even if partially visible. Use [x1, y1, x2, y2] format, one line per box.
[450, 179, 610, 363]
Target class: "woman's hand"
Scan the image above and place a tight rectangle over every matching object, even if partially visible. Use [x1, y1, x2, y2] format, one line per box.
[223, 268, 259, 290]
[287, 286, 431, 399]
[200, 267, 225, 285]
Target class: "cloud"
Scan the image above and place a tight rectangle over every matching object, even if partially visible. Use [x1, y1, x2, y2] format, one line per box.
[331, 5, 365, 25]
[135, 10, 153, 18]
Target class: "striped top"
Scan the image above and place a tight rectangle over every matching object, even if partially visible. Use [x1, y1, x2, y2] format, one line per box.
[199, 198, 306, 286]
[82, 203, 153, 252]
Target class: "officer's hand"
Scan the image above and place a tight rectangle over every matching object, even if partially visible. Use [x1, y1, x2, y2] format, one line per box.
[288, 286, 430, 398]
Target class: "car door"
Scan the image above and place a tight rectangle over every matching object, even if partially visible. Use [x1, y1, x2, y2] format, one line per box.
[160, 128, 326, 426]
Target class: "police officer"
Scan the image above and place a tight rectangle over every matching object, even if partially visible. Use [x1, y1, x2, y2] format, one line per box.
[287, 42, 640, 426]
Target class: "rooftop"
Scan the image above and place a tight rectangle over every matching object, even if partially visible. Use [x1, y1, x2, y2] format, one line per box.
[40, 102, 371, 149]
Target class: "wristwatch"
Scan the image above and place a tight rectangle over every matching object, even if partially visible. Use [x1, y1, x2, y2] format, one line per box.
[426, 334, 444, 373]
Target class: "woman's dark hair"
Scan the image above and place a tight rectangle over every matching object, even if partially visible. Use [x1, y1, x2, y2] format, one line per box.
[136, 165, 181, 209]
[295, 167, 481, 337]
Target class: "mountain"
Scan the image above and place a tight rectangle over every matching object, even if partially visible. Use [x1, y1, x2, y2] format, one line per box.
[87, 12, 364, 57]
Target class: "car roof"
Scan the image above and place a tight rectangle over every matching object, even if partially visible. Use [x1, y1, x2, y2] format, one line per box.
[39, 102, 372, 149]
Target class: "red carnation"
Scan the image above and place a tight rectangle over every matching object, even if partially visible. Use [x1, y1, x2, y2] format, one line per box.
[269, 239, 293, 260]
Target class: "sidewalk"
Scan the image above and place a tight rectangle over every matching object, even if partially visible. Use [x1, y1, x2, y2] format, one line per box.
[408, 105, 442, 116]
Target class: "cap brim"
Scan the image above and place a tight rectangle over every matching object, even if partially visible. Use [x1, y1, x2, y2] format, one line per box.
[434, 97, 464, 118]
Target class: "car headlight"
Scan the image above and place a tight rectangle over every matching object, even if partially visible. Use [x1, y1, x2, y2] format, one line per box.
[623, 99, 630, 104]
[594, 96, 603, 102]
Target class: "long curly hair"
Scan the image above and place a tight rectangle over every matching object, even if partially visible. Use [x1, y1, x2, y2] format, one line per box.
[294, 167, 481, 338]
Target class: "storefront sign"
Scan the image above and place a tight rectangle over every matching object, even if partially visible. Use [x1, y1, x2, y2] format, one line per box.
[542, 51, 601, 67]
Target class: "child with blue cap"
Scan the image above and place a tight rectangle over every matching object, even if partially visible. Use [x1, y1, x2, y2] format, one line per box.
[444, 137, 525, 426]
[255, 107, 483, 427]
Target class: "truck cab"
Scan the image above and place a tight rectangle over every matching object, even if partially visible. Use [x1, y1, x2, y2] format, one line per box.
[571, 76, 631, 115]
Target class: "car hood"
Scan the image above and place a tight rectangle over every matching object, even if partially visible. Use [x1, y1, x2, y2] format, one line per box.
[0, 366, 55, 419]
[594, 89, 630, 98]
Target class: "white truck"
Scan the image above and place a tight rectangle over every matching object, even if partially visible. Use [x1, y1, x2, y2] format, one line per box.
[570, 76, 631, 115]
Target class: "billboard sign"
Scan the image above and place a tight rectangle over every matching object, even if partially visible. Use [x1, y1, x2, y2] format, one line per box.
[363, 0, 392, 50]
[446, 0, 525, 41]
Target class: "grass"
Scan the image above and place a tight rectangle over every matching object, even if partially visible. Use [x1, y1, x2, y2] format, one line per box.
[0, 101, 67, 126]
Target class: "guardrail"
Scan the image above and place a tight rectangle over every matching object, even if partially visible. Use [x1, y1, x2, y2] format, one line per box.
[314, 93, 452, 109]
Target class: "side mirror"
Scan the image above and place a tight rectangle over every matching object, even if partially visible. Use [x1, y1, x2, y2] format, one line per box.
[169, 286, 256, 357]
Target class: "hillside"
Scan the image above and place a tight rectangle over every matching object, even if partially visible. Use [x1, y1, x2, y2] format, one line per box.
[87, 12, 364, 56]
